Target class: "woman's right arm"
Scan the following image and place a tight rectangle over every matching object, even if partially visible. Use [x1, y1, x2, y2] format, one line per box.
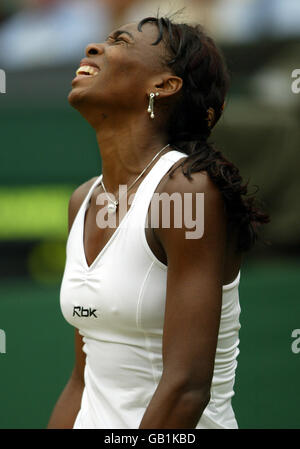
[47, 329, 86, 429]
[47, 178, 97, 429]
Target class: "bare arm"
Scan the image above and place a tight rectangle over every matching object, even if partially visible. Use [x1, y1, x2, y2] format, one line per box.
[47, 178, 96, 429]
[47, 329, 86, 428]
[139, 171, 230, 428]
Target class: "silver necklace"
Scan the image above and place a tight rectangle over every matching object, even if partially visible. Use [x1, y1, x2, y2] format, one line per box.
[100, 143, 170, 214]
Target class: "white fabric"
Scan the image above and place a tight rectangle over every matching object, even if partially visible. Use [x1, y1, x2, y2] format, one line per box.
[60, 149, 241, 429]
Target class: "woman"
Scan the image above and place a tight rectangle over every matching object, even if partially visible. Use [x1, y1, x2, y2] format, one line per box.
[48, 16, 268, 429]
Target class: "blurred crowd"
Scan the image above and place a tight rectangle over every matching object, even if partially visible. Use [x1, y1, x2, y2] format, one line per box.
[0, 0, 299, 70]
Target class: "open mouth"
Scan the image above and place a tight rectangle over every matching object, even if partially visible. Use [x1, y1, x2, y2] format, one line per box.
[75, 65, 100, 77]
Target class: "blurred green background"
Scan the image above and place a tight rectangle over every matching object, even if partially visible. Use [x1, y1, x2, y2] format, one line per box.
[0, 0, 300, 429]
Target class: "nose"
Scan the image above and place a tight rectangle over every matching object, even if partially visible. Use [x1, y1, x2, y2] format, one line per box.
[85, 43, 105, 57]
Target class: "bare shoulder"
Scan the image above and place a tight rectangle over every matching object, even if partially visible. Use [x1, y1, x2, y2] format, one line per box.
[157, 161, 242, 285]
[163, 161, 224, 208]
[68, 176, 99, 232]
[155, 163, 227, 259]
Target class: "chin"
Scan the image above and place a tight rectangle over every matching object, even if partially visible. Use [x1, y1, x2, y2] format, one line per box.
[68, 87, 87, 110]
[67, 88, 99, 129]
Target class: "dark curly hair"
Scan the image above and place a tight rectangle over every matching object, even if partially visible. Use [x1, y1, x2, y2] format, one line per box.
[138, 16, 269, 252]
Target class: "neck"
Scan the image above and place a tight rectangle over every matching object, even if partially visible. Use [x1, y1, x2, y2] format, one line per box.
[94, 114, 169, 195]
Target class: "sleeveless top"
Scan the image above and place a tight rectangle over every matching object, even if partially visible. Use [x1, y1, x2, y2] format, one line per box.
[60, 149, 241, 429]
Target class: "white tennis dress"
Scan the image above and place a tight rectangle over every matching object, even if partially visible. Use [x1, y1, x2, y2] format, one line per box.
[60, 149, 241, 429]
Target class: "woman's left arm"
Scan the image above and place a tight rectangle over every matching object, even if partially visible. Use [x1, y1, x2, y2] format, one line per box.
[139, 171, 227, 429]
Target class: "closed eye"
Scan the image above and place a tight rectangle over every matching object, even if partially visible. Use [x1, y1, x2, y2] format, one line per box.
[106, 30, 134, 45]
[114, 37, 127, 44]
[106, 36, 128, 45]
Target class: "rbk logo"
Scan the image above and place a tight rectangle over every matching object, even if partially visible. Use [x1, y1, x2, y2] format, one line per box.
[73, 306, 98, 318]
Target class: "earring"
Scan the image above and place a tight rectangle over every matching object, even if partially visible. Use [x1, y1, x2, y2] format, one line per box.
[147, 92, 159, 119]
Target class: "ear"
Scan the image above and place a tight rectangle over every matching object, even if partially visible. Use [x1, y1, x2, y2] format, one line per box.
[150, 73, 183, 99]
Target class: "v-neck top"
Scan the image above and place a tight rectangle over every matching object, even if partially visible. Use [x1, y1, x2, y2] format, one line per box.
[59, 149, 241, 429]
[81, 172, 139, 271]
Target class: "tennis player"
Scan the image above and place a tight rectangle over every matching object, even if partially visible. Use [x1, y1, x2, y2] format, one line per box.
[48, 16, 268, 429]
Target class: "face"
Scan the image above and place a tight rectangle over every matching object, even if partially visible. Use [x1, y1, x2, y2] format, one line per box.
[68, 22, 169, 122]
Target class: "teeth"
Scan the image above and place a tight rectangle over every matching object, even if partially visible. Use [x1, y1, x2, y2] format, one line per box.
[76, 65, 99, 76]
